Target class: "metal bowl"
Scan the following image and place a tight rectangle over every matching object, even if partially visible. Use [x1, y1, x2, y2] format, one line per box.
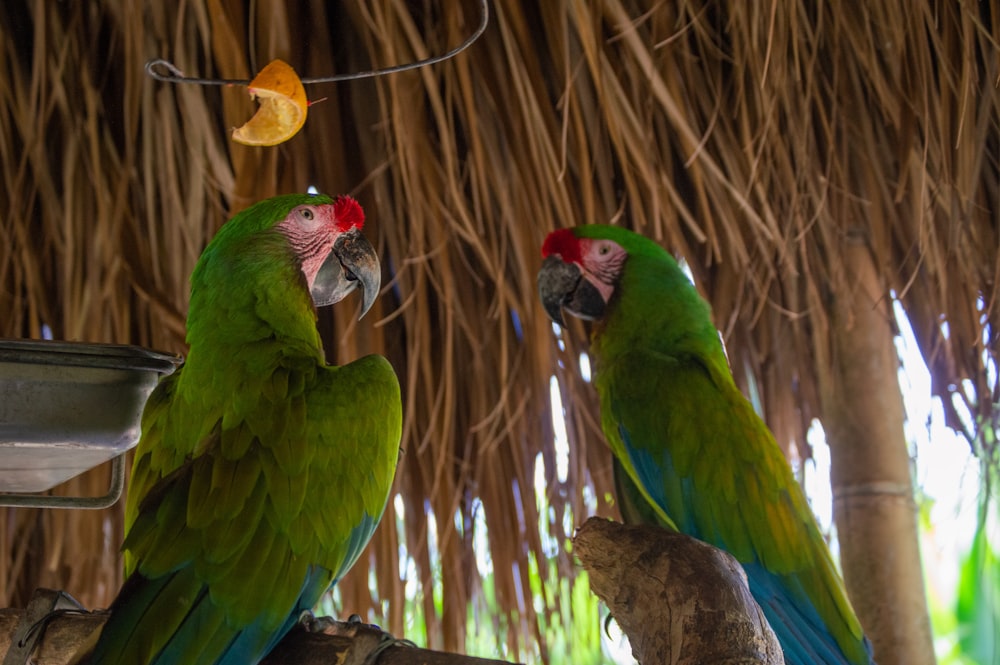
[0, 339, 181, 492]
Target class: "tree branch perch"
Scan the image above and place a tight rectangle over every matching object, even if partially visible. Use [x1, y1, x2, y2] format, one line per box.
[573, 517, 784, 664]
[0, 594, 520, 665]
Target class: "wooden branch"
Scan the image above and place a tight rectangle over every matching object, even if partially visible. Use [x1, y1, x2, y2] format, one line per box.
[0, 596, 520, 665]
[572, 517, 783, 665]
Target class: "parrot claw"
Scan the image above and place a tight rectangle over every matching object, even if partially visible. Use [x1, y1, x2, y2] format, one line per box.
[351, 615, 384, 632]
[296, 610, 324, 633]
[299, 612, 383, 636]
[603, 611, 617, 638]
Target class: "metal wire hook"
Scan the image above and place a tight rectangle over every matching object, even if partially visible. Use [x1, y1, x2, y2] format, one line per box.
[145, 0, 489, 87]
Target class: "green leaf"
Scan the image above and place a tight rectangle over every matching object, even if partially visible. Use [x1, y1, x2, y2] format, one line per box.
[954, 496, 999, 664]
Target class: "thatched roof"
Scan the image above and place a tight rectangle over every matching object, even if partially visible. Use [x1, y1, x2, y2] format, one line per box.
[1, 0, 997, 659]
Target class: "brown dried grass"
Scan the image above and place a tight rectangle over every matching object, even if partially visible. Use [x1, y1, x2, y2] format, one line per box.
[0, 0, 996, 659]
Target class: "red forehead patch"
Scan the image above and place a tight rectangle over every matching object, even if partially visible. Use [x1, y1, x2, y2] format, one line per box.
[333, 195, 365, 230]
[541, 228, 581, 263]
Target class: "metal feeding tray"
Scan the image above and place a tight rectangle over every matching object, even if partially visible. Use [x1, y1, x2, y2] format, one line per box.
[0, 339, 181, 508]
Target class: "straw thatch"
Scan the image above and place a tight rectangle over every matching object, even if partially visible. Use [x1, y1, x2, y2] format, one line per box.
[1, 0, 997, 661]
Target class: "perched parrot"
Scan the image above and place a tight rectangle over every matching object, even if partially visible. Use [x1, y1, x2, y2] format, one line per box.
[79, 193, 402, 665]
[537, 225, 875, 665]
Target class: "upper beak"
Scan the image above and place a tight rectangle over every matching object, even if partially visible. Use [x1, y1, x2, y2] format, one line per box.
[537, 255, 579, 327]
[537, 255, 607, 326]
[311, 228, 381, 319]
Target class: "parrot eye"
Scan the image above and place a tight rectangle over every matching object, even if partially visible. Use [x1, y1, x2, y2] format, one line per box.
[291, 206, 324, 231]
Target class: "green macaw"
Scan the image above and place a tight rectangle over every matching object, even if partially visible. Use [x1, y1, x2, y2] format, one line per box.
[537, 225, 874, 665]
[81, 193, 402, 665]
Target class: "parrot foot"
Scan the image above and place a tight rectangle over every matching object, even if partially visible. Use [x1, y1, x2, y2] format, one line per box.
[297, 611, 416, 664]
[298, 611, 385, 635]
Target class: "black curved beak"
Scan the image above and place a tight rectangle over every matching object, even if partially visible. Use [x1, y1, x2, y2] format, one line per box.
[537, 255, 607, 326]
[311, 228, 381, 319]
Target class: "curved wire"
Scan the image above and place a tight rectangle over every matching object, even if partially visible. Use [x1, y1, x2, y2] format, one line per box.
[145, 0, 489, 87]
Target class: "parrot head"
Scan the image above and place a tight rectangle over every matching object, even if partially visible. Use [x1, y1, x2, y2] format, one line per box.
[290, 195, 380, 316]
[538, 223, 718, 364]
[199, 192, 381, 319]
[537, 226, 634, 326]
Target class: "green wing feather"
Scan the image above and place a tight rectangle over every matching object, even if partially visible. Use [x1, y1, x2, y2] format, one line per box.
[122, 353, 400, 643]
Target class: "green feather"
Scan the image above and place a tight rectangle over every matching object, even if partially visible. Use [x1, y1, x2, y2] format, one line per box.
[202, 474, 266, 565]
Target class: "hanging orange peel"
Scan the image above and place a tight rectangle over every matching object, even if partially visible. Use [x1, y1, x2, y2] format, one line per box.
[232, 59, 308, 146]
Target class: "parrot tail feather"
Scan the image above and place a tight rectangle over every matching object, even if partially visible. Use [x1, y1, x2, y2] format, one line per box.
[214, 564, 336, 665]
[87, 563, 339, 665]
[87, 567, 261, 665]
[745, 563, 875, 665]
[86, 569, 187, 665]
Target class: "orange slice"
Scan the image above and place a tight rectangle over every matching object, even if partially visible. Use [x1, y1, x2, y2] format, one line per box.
[232, 59, 307, 146]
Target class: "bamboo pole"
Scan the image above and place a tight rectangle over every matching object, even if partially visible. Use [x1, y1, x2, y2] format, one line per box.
[816, 234, 936, 664]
